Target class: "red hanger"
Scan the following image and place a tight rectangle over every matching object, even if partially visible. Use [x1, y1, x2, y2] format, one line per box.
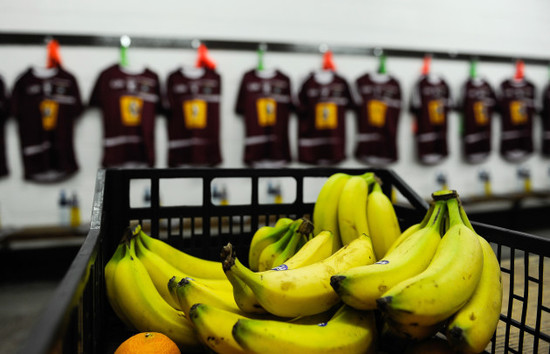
[322, 50, 336, 71]
[46, 39, 62, 68]
[195, 44, 216, 70]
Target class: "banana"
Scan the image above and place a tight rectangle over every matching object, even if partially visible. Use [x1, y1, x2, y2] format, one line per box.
[188, 303, 249, 354]
[313, 172, 351, 253]
[111, 230, 201, 350]
[331, 199, 446, 310]
[221, 244, 267, 314]
[277, 230, 334, 270]
[445, 207, 502, 353]
[337, 174, 374, 246]
[367, 181, 402, 260]
[248, 218, 294, 271]
[224, 234, 376, 318]
[138, 227, 225, 279]
[232, 304, 377, 354]
[169, 276, 242, 315]
[134, 231, 232, 309]
[104, 240, 134, 329]
[270, 218, 313, 269]
[377, 195, 484, 327]
[257, 218, 303, 271]
[383, 201, 436, 257]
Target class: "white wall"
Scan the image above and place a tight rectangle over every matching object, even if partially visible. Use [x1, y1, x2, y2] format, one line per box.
[1, 0, 550, 227]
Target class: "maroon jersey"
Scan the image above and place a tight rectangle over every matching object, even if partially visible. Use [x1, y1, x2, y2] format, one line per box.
[166, 67, 222, 167]
[0, 76, 8, 177]
[11, 67, 83, 182]
[235, 69, 293, 167]
[409, 75, 452, 165]
[539, 83, 550, 156]
[90, 64, 161, 167]
[497, 78, 535, 162]
[296, 71, 353, 165]
[354, 73, 402, 165]
[458, 77, 497, 163]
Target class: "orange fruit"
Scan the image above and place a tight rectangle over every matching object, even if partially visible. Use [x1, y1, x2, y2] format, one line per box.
[114, 332, 181, 354]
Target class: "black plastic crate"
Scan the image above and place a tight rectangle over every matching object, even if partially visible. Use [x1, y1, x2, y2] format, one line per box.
[19, 167, 550, 354]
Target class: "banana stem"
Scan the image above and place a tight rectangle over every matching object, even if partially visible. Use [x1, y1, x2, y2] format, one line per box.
[297, 218, 314, 235]
[457, 198, 475, 231]
[446, 197, 463, 228]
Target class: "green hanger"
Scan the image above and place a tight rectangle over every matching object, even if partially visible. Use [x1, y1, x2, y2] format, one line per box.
[378, 54, 387, 74]
[469, 59, 478, 79]
[257, 44, 266, 71]
[119, 35, 131, 68]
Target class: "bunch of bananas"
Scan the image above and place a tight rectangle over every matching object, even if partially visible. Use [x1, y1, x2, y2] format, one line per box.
[105, 172, 502, 354]
[313, 172, 401, 259]
[331, 189, 503, 353]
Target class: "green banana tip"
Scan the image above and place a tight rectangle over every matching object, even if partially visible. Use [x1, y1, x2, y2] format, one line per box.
[189, 303, 202, 316]
[431, 189, 458, 201]
[232, 319, 243, 339]
[167, 276, 178, 289]
[330, 275, 346, 292]
[177, 277, 191, 287]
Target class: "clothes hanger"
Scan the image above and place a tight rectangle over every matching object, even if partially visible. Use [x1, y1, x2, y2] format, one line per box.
[194, 41, 216, 70]
[513, 59, 525, 82]
[45, 37, 62, 68]
[119, 35, 131, 68]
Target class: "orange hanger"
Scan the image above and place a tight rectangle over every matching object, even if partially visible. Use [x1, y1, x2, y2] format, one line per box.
[322, 50, 336, 71]
[195, 43, 216, 70]
[421, 54, 431, 76]
[46, 39, 62, 68]
[514, 59, 525, 81]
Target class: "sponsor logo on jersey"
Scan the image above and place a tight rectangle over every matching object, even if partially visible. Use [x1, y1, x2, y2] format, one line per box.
[40, 100, 59, 131]
[367, 100, 388, 127]
[428, 100, 445, 125]
[257, 98, 277, 126]
[183, 99, 207, 129]
[315, 102, 337, 129]
[510, 100, 528, 125]
[120, 96, 144, 126]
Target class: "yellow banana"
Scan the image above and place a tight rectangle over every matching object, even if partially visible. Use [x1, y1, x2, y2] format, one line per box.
[104, 240, 134, 329]
[134, 231, 232, 309]
[138, 227, 225, 279]
[367, 181, 402, 260]
[331, 200, 446, 310]
[378, 195, 484, 327]
[224, 234, 376, 318]
[188, 303, 249, 354]
[248, 218, 293, 271]
[313, 172, 351, 253]
[232, 304, 377, 354]
[337, 174, 373, 246]
[257, 219, 303, 271]
[278, 230, 334, 270]
[221, 244, 267, 315]
[168, 276, 242, 315]
[383, 201, 436, 257]
[110, 232, 201, 350]
[445, 204, 502, 354]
